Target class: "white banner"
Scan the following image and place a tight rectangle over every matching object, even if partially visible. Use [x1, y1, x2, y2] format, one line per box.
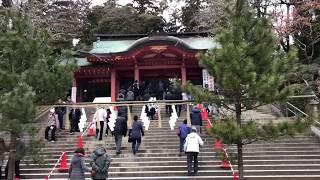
[71, 87, 77, 103]
[202, 69, 215, 91]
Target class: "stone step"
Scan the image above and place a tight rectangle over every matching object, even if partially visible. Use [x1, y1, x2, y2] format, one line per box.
[17, 164, 320, 172]
[17, 170, 234, 178]
[35, 148, 320, 154]
[18, 160, 218, 168]
[21, 155, 320, 164]
[40, 142, 320, 149]
[19, 159, 320, 168]
[17, 169, 320, 179]
[22, 175, 320, 180]
[16, 164, 320, 173]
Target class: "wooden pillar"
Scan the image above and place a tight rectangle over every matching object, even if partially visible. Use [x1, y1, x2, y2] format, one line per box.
[158, 103, 162, 128]
[186, 103, 191, 127]
[79, 83, 83, 102]
[181, 66, 187, 85]
[71, 78, 77, 103]
[134, 68, 140, 82]
[111, 69, 117, 102]
[181, 54, 187, 85]
[127, 106, 132, 129]
[116, 76, 120, 96]
[133, 56, 139, 82]
[65, 106, 70, 130]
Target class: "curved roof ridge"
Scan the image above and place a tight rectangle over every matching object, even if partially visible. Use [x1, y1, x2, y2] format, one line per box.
[89, 36, 216, 54]
[127, 35, 193, 52]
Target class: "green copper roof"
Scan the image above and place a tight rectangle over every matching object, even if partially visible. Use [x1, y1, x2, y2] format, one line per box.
[76, 58, 91, 66]
[182, 37, 217, 50]
[90, 40, 136, 54]
[89, 36, 217, 54]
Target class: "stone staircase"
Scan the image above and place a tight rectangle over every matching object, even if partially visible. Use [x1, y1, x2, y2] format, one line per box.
[2, 104, 320, 180]
[220, 105, 291, 124]
[18, 106, 233, 179]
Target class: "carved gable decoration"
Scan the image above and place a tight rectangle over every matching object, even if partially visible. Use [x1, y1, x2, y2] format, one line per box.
[149, 45, 167, 54]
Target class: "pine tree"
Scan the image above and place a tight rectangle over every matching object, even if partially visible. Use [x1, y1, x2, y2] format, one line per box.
[0, 9, 76, 179]
[184, 0, 312, 179]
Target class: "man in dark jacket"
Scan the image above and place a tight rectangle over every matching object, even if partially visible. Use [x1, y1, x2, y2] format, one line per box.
[129, 115, 144, 155]
[113, 112, 127, 155]
[117, 95, 128, 121]
[190, 106, 202, 134]
[165, 91, 174, 116]
[55, 99, 66, 130]
[90, 146, 112, 180]
[69, 108, 82, 134]
[5, 137, 26, 180]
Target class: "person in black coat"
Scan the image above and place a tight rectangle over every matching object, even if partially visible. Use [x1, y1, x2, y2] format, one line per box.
[129, 115, 144, 155]
[69, 108, 82, 133]
[55, 101, 66, 130]
[174, 90, 182, 117]
[113, 112, 127, 155]
[190, 106, 203, 134]
[117, 95, 128, 121]
[129, 116, 144, 155]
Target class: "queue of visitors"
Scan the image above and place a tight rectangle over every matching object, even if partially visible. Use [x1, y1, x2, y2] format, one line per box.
[43, 82, 214, 178]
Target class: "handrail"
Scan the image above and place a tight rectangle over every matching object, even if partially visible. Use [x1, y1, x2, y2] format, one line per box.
[204, 115, 237, 179]
[81, 121, 94, 137]
[285, 101, 320, 126]
[286, 102, 309, 117]
[46, 152, 65, 179]
[288, 95, 317, 98]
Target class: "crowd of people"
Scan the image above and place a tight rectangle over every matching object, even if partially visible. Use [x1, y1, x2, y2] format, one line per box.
[119, 80, 185, 102]
[39, 79, 216, 178]
[43, 101, 210, 178]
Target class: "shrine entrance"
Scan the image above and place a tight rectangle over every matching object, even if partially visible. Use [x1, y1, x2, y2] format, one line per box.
[74, 33, 215, 102]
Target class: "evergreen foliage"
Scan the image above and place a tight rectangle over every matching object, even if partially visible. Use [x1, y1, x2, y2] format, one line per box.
[181, 0, 204, 31]
[211, 118, 313, 145]
[88, 4, 165, 35]
[0, 9, 76, 179]
[184, 0, 313, 179]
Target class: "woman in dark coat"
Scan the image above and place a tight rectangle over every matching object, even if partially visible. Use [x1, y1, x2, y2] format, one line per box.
[69, 148, 91, 180]
[129, 115, 144, 155]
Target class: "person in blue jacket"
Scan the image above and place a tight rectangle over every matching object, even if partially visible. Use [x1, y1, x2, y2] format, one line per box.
[178, 119, 191, 156]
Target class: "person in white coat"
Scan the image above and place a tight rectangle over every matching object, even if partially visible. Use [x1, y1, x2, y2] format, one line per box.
[93, 106, 108, 141]
[184, 126, 204, 176]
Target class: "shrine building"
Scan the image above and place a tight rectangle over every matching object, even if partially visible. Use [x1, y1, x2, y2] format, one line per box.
[74, 32, 217, 102]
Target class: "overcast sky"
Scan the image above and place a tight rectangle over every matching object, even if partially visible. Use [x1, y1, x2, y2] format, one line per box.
[91, 0, 130, 6]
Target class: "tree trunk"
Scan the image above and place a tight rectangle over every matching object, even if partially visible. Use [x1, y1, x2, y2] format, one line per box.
[235, 103, 244, 180]
[237, 141, 244, 180]
[7, 133, 16, 180]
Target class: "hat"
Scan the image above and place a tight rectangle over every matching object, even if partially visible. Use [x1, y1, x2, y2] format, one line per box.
[49, 108, 55, 113]
[191, 126, 197, 132]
